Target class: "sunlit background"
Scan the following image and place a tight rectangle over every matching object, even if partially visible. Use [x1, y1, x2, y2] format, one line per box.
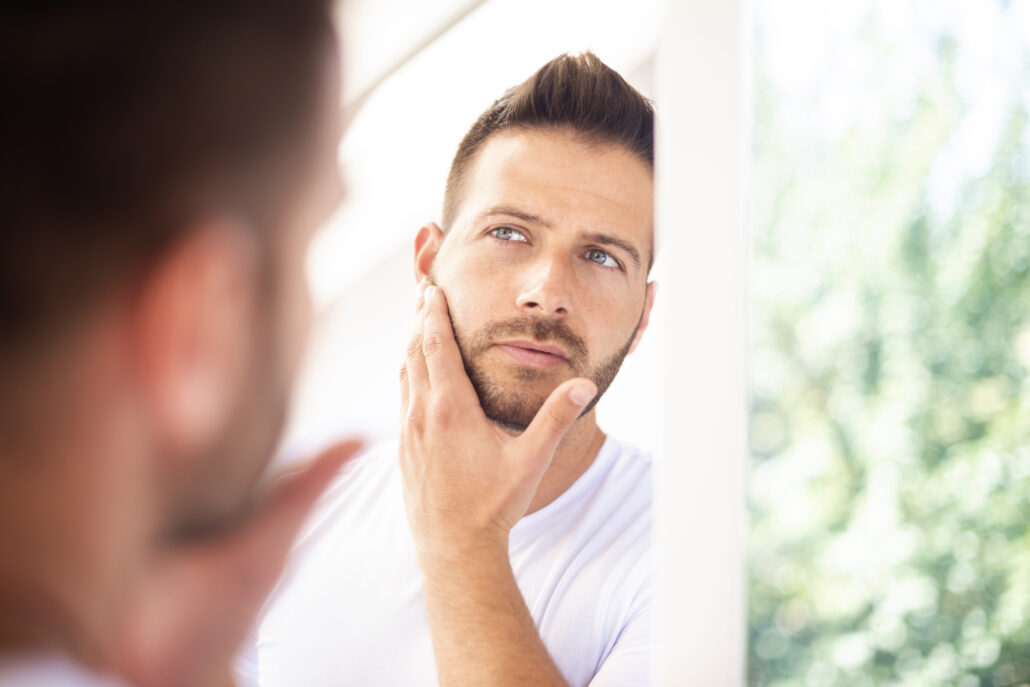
[749, 1, 1030, 685]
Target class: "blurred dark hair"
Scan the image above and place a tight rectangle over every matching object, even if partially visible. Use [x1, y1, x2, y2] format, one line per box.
[442, 51, 654, 231]
[0, 0, 335, 355]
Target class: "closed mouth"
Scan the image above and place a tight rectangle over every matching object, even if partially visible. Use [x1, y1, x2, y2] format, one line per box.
[492, 340, 570, 367]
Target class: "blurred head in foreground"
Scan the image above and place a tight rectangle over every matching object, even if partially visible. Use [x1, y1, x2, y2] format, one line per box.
[415, 52, 656, 433]
[0, 0, 341, 660]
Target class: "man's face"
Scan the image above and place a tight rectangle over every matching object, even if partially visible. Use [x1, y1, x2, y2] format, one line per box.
[424, 128, 655, 432]
[168, 45, 345, 540]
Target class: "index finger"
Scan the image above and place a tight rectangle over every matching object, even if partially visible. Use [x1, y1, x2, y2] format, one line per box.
[421, 285, 475, 395]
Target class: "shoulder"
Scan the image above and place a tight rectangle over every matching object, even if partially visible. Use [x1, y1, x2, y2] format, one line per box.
[0, 653, 127, 687]
[587, 436, 653, 512]
[601, 436, 653, 474]
[323, 439, 398, 493]
[294, 439, 400, 545]
[573, 436, 654, 580]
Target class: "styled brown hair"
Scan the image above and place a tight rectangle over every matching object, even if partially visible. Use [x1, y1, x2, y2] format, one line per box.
[0, 0, 334, 358]
[442, 51, 654, 231]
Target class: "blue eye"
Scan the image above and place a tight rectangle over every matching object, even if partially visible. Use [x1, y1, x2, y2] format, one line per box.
[490, 226, 528, 242]
[585, 248, 621, 269]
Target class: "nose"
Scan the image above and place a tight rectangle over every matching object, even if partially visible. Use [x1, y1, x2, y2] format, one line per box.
[515, 255, 572, 316]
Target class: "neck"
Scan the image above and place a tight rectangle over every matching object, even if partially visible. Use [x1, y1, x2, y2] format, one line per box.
[524, 409, 606, 515]
[0, 396, 153, 670]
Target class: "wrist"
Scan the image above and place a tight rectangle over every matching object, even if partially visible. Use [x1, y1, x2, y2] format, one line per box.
[414, 528, 510, 576]
[411, 513, 510, 553]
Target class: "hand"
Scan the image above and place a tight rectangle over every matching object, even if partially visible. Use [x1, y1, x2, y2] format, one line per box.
[111, 439, 362, 687]
[399, 285, 596, 560]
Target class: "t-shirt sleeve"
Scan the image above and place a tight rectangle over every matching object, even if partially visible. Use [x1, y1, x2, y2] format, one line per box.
[233, 629, 260, 687]
[588, 577, 651, 687]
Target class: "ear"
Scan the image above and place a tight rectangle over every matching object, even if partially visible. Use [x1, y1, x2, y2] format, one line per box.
[627, 281, 657, 355]
[132, 220, 258, 457]
[413, 222, 445, 287]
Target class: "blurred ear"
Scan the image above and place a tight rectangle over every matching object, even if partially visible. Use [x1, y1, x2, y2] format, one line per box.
[413, 223, 444, 287]
[627, 281, 657, 355]
[132, 220, 258, 457]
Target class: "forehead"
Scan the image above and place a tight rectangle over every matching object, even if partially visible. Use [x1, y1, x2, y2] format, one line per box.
[454, 128, 654, 253]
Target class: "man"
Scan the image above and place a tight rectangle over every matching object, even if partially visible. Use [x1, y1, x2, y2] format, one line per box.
[240, 52, 656, 686]
[0, 2, 361, 686]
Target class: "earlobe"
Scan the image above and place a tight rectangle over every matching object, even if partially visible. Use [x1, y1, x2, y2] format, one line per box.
[627, 281, 657, 355]
[413, 222, 445, 286]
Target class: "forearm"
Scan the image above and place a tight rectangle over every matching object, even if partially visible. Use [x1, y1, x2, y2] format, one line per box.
[419, 539, 569, 687]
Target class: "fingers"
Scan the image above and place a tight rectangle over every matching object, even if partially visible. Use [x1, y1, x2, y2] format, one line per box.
[399, 363, 410, 418]
[516, 379, 597, 477]
[405, 302, 430, 403]
[420, 286, 473, 394]
[403, 286, 477, 434]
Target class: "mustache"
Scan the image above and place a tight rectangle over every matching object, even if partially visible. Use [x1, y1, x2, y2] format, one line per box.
[473, 316, 588, 363]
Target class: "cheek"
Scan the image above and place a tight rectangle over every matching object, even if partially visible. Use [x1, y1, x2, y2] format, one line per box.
[437, 286, 485, 345]
[272, 229, 315, 384]
[436, 255, 507, 327]
[581, 288, 645, 352]
[280, 277, 311, 378]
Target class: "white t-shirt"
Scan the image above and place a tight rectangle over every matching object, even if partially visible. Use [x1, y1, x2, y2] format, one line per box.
[237, 436, 652, 687]
[0, 653, 128, 687]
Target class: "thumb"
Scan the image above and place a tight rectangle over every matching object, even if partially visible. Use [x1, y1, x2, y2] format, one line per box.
[516, 378, 597, 475]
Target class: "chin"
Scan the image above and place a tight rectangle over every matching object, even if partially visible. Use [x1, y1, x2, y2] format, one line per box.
[461, 345, 581, 432]
[164, 489, 252, 544]
[473, 376, 551, 433]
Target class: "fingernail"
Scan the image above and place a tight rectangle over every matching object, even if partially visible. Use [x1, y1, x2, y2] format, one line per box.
[425, 285, 436, 302]
[569, 384, 596, 407]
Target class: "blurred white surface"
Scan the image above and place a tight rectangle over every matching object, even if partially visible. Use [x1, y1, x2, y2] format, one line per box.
[655, 0, 749, 683]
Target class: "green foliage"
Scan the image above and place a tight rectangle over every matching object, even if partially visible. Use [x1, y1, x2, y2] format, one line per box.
[748, 3, 1030, 685]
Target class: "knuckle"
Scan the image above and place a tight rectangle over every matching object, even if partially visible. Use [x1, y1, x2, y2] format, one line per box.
[429, 397, 452, 425]
[406, 403, 425, 434]
[399, 364, 409, 383]
[421, 333, 443, 357]
[406, 335, 423, 359]
[545, 405, 568, 431]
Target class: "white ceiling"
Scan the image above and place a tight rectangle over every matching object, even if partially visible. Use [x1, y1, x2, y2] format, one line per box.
[334, 0, 489, 115]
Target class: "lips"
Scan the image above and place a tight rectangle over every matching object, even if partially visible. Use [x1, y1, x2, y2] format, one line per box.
[501, 340, 568, 358]
[493, 340, 569, 368]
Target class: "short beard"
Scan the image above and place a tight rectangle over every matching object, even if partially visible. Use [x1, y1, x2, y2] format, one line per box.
[452, 314, 640, 434]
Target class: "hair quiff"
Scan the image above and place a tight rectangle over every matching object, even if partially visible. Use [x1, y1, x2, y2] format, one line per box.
[441, 51, 654, 231]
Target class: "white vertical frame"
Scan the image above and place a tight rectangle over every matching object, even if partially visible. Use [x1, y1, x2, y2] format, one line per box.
[654, 0, 750, 684]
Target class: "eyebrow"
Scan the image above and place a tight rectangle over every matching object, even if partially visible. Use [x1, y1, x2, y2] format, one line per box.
[475, 204, 644, 271]
[473, 205, 551, 228]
